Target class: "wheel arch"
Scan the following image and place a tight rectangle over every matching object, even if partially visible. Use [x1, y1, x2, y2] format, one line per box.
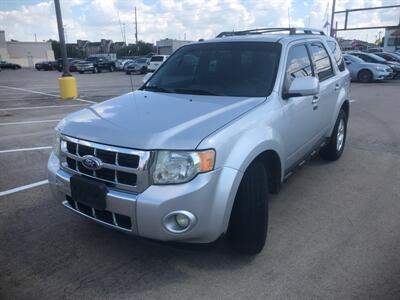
[329, 94, 350, 136]
[252, 149, 282, 194]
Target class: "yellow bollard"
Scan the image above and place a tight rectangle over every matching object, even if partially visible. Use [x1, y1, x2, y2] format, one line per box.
[59, 76, 78, 100]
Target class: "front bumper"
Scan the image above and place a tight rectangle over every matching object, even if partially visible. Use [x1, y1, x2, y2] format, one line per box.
[375, 70, 393, 80]
[48, 152, 242, 243]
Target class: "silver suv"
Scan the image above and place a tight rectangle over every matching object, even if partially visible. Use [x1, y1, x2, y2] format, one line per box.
[48, 28, 350, 254]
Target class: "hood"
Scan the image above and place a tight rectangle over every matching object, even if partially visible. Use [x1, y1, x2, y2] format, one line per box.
[386, 61, 400, 70]
[360, 62, 391, 69]
[58, 90, 264, 150]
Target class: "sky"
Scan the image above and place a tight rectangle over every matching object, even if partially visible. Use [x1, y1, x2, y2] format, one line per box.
[0, 0, 399, 44]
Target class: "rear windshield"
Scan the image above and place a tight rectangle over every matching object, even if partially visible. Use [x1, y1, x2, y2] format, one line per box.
[144, 42, 281, 97]
[151, 56, 164, 62]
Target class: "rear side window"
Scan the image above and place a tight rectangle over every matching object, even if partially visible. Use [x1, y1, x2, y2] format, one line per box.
[327, 41, 345, 72]
[354, 53, 375, 63]
[309, 42, 334, 81]
[285, 44, 313, 90]
[151, 56, 164, 62]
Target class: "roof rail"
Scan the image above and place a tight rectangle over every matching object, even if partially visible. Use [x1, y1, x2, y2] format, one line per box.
[216, 27, 325, 38]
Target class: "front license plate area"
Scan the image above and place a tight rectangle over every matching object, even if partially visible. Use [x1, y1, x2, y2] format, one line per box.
[70, 175, 108, 210]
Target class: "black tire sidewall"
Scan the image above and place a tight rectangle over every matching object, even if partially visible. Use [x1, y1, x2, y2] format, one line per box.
[227, 161, 268, 254]
[320, 109, 348, 160]
[334, 110, 348, 157]
[358, 70, 372, 82]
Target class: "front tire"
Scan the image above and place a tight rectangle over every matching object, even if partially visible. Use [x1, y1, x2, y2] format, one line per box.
[227, 161, 268, 254]
[358, 69, 373, 83]
[320, 109, 348, 161]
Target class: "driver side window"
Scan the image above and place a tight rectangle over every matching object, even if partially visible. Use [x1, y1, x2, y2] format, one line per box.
[284, 44, 313, 91]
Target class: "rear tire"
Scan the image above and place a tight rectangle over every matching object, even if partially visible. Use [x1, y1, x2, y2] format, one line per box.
[227, 160, 268, 254]
[358, 69, 373, 83]
[320, 109, 348, 161]
[79, 71, 84, 74]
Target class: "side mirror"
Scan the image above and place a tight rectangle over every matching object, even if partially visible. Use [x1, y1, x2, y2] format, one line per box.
[286, 77, 319, 98]
[345, 60, 351, 65]
[142, 72, 152, 84]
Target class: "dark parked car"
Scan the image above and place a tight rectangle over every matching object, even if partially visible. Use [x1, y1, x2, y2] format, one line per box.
[57, 58, 76, 72]
[35, 61, 56, 71]
[374, 52, 400, 63]
[84, 56, 115, 73]
[0, 61, 21, 69]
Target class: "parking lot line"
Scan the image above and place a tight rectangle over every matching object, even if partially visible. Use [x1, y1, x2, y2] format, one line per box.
[0, 180, 48, 197]
[0, 119, 60, 126]
[0, 85, 96, 104]
[0, 146, 52, 154]
[0, 104, 88, 111]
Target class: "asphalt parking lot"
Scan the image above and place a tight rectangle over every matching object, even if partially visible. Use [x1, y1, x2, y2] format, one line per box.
[0, 69, 399, 299]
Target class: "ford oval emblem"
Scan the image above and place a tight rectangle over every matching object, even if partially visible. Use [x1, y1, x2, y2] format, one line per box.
[81, 155, 103, 170]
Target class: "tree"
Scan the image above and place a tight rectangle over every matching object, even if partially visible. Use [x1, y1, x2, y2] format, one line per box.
[116, 41, 155, 58]
[50, 39, 61, 59]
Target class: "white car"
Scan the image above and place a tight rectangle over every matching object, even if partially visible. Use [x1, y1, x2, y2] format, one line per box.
[147, 55, 169, 72]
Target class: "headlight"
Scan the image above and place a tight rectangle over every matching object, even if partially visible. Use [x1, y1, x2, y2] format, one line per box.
[152, 150, 215, 184]
[375, 66, 386, 71]
[53, 130, 61, 158]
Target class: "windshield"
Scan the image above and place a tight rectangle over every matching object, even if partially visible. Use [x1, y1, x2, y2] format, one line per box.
[143, 42, 281, 97]
[151, 56, 164, 62]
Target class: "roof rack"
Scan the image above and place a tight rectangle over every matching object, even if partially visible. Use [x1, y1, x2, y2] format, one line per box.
[216, 27, 325, 38]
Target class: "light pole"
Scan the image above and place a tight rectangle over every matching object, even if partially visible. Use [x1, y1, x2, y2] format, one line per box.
[54, 0, 78, 99]
[330, 0, 336, 37]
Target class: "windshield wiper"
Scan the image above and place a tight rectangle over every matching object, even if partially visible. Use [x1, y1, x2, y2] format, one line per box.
[173, 88, 219, 96]
[142, 86, 172, 93]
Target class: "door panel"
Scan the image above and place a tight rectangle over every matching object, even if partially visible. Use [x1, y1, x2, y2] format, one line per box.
[281, 43, 321, 168]
[308, 42, 338, 138]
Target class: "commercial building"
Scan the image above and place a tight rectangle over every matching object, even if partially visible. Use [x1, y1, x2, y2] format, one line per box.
[156, 39, 192, 55]
[337, 38, 375, 51]
[384, 27, 400, 52]
[0, 30, 54, 67]
[66, 39, 126, 58]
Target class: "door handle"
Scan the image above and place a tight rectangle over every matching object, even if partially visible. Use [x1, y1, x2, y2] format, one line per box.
[335, 84, 340, 91]
[312, 95, 320, 105]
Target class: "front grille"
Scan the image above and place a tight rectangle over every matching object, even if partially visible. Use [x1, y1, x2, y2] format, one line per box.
[66, 196, 132, 230]
[60, 135, 152, 193]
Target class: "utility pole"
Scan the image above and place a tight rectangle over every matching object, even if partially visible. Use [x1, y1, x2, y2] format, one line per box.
[135, 6, 139, 55]
[34, 33, 37, 42]
[54, 0, 69, 76]
[330, 0, 336, 37]
[54, 0, 78, 99]
[123, 23, 126, 45]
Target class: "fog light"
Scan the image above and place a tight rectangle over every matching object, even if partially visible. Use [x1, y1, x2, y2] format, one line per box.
[163, 211, 197, 233]
[175, 213, 190, 229]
